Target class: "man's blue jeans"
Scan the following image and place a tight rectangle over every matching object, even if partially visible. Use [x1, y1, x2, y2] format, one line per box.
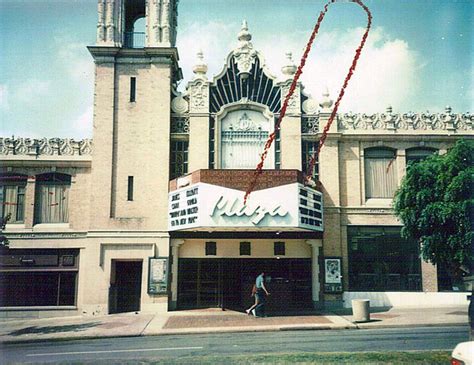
[255, 289, 266, 317]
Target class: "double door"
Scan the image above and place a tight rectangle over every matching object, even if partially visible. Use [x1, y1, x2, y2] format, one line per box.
[177, 258, 312, 312]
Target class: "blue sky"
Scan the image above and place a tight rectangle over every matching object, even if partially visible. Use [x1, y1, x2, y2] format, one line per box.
[0, 0, 472, 138]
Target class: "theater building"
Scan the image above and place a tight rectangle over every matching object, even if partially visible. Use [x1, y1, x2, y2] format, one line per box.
[1, 0, 472, 318]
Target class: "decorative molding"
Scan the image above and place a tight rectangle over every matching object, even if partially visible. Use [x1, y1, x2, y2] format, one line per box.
[171, 117, 190, 134]
[301, 116, 320, 134]
[281, 83, 300, 114]
[233, 20, 257, 77]
[188, 80, 209, 113]
[338, 110, 473, 132]
[0, 137, 92, 156]
[4, 232, 88, 239]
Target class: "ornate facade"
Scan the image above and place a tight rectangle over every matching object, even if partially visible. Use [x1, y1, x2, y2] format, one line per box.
[1, 1, 472, 318]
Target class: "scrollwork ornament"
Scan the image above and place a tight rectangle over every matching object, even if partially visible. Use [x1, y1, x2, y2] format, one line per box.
[171, 95, 189, 114]
[59, 139, 74, 155]
[79, 139, 92, 155]
[190, 81, 209, 112]
[302, 98, 318, 114]
[353, 114, 367, 129]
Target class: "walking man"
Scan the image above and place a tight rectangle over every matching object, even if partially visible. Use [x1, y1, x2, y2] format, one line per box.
[246, 272, 270, 317]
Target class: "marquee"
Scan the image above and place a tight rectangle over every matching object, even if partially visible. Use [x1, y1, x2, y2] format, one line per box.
[168, 182, 323, 232]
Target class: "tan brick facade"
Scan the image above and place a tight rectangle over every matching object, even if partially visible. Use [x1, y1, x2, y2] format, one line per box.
[1, 1, 472, 317]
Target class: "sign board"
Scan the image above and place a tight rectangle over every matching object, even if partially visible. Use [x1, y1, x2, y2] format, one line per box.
[148, 257, 168, 294]
[324, 257, 343, 293]
[168, 182, 323, 231]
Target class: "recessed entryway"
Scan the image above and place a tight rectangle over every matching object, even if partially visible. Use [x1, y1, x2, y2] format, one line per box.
[109, 260, 143, 314]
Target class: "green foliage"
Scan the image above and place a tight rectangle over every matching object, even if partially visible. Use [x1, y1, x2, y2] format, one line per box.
[393, 139, 474, 275]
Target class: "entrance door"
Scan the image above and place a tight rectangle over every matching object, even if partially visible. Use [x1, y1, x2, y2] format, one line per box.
[177, 259, 312, 312]
[109, 261, 142, 314]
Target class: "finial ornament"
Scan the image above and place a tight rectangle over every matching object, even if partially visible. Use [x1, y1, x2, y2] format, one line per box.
[234, 20, 257, 79]
[192, 49, 208, 80]
[281, 51, 297, 79]
[319, 87, 334, 110]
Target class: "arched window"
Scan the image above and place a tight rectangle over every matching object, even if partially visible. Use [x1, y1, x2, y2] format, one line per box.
[0, 174, 27, 223]
[35, 173, 71, 224]
[406, 147, 438, 166]
[124, 16, 145, 48]
[220, 109, 273, 169]
[364, 147, 397, 199]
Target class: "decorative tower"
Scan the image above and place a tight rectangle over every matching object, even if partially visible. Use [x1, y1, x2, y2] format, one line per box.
[88, 0, 181, 232]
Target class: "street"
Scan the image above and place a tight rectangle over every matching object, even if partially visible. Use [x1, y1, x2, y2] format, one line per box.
[0, 325, 468, 364]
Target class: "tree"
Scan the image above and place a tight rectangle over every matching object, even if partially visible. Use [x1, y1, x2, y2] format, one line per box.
[393, 139, 474, 284]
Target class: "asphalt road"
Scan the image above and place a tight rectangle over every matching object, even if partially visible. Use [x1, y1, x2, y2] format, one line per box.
[0, 325, 469, 364]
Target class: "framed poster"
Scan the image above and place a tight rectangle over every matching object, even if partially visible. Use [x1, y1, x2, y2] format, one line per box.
[148, 257, 168, 294]
[324, 257, 343, 293]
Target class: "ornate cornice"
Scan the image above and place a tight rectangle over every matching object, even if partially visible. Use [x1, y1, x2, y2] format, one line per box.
[338, 109, 473, 133]
[0, 137, 92, 157]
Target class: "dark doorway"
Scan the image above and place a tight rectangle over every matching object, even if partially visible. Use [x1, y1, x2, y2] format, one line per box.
[109, 260, 142, 314]
[177, 259, 312, 313]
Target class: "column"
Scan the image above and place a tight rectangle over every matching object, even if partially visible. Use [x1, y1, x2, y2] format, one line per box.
[105, 0, 115, 45]
[147, 0, 160, 47]
[24, 175, 36, 228]
[96, 0, 106, 44]
[306, 239, 323, 306]
[169, 238, 184, 310]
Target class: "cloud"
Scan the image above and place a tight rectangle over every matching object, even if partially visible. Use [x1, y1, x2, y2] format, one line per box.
[0, 84, 8, 110]
[55, 39, 94, 90]
[71, 105, 93, 138]
[13, 79, 51, 104]
[177, 20, 239, 88]
[178, 23, 420, 113]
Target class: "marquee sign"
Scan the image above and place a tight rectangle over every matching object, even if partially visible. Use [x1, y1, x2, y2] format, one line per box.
[168, 182, 323, 232]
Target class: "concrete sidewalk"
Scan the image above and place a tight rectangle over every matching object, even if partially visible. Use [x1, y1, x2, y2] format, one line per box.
[0, 305, 469, 344]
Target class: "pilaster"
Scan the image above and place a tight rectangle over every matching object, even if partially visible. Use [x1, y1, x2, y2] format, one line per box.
[169, 239, 184, 310]
[24, 176, 36, 228]
[306, 239, 323, 306]
[280, 82, 301, 169]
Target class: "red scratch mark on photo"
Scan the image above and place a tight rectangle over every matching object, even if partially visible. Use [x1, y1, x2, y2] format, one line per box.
[244, 0, 372, 203]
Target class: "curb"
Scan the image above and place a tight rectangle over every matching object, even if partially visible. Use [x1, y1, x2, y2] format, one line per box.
[0, 322, 468, 345]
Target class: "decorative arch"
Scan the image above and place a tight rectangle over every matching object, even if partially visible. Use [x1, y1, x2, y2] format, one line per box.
[210, 55, 281, 114]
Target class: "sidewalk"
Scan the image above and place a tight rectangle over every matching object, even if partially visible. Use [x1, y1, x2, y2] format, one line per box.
[0, 305, 469, 344]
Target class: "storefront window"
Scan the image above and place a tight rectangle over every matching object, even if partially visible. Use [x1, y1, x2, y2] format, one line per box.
[35, 173, 71, 224]
[0, 248, 79, 307]
[364, 148, 397, 199]
[348, 226, 422, 291]
[0, 174, 27, 223]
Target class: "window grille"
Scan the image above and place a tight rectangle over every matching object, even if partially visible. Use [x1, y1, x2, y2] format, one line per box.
[170, 140, 189, 180]
[302, 140, 319, 180]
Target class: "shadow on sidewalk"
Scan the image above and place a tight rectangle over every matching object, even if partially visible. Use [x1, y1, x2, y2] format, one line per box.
[7, 322, 101, 336]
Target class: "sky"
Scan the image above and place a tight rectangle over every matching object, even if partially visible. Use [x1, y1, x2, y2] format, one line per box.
[0, 0, 472, 138]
